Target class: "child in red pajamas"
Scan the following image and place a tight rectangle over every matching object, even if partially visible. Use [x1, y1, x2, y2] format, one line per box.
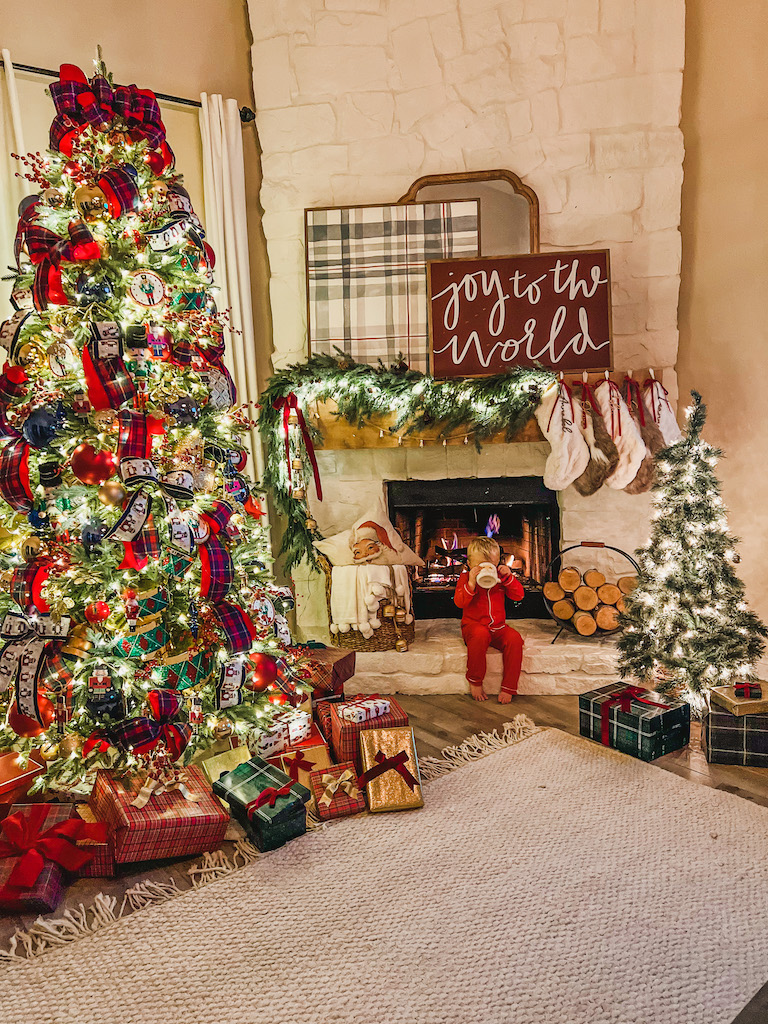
[454, 537, 525, 704]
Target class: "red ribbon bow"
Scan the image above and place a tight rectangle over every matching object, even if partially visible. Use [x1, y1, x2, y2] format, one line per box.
[245, 780, 295, 816]
[358, 749, 418, 791]
[600, 686, 670, 746]
[734, 682, 762, 699]
[573, 379, 602, 429]
[110, 689, 192, 762]
[281, 750, 315, 781]
[0, 806, 107, 893]
[25, 219, 101, 311]
[622, 376, 646, 427]
[273, 393, 323, 501]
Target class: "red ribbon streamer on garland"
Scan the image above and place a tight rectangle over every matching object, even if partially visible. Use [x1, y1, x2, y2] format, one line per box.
[358, 749, 418, 791]
[573, 380, 602, 429]
[273, 393, 323, 501]
[0, 806, 107, 893]
[599, 686, 671, 747]
[622, 376, 646, 427]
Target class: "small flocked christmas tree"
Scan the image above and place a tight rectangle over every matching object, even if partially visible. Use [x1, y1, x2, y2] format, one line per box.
[618, 391, 767, 709]
[0, 62, 309, 793]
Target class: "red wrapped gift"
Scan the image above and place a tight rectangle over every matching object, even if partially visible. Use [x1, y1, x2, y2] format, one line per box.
[0, 749, 46, 804]
[309, 762, 365, 821]
[306, 647, 355, 699]
[266, 724, 333, 810]
[330, 694, 408, 773]
[88, 766, 228, 864]
[0, 803, 107, 912]
[74, 805, 115, 877]
[314, 696, 344, 742]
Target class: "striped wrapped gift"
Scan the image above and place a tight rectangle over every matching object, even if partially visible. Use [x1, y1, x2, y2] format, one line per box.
[89, 766, 228, 864]
[330, 695, 409, 774]
[212, 757, 310, 852]
[579, 683, 690, 762]
[702, 708, 768, 766]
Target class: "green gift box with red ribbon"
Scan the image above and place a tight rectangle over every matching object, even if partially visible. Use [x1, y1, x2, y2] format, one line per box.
[579, 682, 690, 762]
[212, 756, 310, 852]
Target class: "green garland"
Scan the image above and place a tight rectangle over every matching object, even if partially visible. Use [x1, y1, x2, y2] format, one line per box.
[259, 353, 555, 571]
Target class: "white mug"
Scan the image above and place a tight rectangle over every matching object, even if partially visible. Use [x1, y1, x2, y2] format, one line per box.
[475, 562, 499, 589]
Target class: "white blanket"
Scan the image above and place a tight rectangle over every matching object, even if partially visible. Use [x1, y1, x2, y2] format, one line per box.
[330, 564, 413, 638]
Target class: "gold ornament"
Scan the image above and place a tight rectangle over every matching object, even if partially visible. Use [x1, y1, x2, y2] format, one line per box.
[287, 411, 299, 426]
[395, 607, 407, 623]
[291, 458, 304, 471]
[39, 740, 60, 761]
[292, 487, 306, 501]
[395, 637, 409, 652]
[61, 624, 92, 658]
[382, 603, 396, 620]
[22, 536, 43, 561]
[73, 184, 109, 222]
[213, 718, 234, 740]
[41, 187, 64, 207]
[98, 481, 128, 506]
[58, 733, 83, 758]
[196, 459, 217, 493]
[92, 409, 118, 432]
[17, 342, 46, 371]
[0, 526, 16, 553]
[305, 517, 317, 532]
[148, 180, 168, 198]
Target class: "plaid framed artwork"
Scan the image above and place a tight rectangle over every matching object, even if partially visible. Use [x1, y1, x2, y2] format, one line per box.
[305, 200, 480, 371]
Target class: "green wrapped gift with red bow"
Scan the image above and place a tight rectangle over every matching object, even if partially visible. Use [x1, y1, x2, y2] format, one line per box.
[212, 756, 310, 852]
[0, 803, 107, 912]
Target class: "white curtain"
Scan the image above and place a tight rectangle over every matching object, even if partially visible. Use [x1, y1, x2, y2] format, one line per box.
[198, 93, 265, 483]
[0, 51, 31, 316]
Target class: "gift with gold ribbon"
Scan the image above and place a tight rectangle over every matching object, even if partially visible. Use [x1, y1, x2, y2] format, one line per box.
[0, 803, 107, 911]
[309, 762, 365, 821]
[359, 727, 424, 813]
[212, 756, 310, 852]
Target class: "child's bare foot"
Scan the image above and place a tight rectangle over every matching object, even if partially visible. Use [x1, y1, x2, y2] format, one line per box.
[469, 681, 488, 701]
[498, 689, 515, 704]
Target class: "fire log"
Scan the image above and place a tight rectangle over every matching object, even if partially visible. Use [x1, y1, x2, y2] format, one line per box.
[583, 569, 606, 589]
[573, 585, 599, 611]
[558, 567, 582, 592]
[543, 581, 566, 602]
[552, 598, 576, 621]
[597, 583, 622, 605]
[618, 576, 638, 595]
[595, 604, 620, 631]
[572, 610, 597, 636]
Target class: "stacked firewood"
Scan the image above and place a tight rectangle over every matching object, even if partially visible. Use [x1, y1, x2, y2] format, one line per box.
[543, 568, 637, 635]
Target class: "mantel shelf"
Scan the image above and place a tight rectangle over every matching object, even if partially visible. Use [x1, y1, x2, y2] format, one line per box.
[307, 400, 545, 450]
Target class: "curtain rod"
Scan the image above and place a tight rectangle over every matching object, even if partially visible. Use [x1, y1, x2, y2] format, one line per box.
[0, 59, 256, 122]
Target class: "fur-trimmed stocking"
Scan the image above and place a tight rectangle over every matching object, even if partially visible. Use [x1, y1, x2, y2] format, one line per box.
[593, 377, 646, 490]
[622, 376, 665, 494]
[643, 374, 682, 446]
[572, 380, 619, 496]
[535, 380, 590, 491]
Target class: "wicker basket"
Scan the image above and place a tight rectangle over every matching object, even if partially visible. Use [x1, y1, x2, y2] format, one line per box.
[317, 553, 416, 652]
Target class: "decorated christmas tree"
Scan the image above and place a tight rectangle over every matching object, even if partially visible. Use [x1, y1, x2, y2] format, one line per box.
[618, 391, 767, 709]
[0, 62, 309, 793]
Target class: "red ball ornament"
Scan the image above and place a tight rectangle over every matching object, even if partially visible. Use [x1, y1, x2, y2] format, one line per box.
[7, 697, 54, 737]
[70, 444, 118, 486]
[85, 600, 110, 624]
[63, 160, 82, 178]
[247, 652, 278, 691]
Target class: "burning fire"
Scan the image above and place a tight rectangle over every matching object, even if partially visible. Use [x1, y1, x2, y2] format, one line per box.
[485, 514, 501, 538]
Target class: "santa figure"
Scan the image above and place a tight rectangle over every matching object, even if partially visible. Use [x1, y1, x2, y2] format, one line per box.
[349, 521, 396, 565]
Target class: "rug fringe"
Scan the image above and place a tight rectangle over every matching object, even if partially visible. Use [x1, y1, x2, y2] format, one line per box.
[0, 716, 538, 963]
[419, 714, 539, 782]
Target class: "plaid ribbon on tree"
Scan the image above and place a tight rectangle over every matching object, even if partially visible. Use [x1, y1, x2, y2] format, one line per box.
[109, 689, 192, 761]
[117, 410, 151, 460]
[0, 439, 33, 511]
[83, 324, 137, 410]
[97, 166, 140, 219]
[25, 220, 101, 311]
[199, 532, 233, 604]
[133, 517, 161, 561]
[49, 64, 168, 155]
[212, 601, 255, 655]
[197, 333, 236, 406]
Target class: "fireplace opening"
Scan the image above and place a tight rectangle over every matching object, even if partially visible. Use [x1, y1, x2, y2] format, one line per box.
[387, 477, 560, 619]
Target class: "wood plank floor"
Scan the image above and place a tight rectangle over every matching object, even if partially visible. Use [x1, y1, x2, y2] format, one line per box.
[2, 694, 767, 1023]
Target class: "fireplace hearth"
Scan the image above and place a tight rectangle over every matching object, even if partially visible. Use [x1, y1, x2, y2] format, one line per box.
[387, 477, 560, 619]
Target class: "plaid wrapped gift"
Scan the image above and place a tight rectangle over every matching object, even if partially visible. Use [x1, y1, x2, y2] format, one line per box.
[254, 708, 312, 759]
[212, 757, 310, 852]
[306, 647, 355, 699]
[330, 694, 409, 773]
[702, 708, 768, 766]
[267, 725, 333, 811]
[579, 683, 690, 762]
[339, 696, 390, 724]
[88, 766, 228, 864]
[74, 805, 115, 878]
[710, 685, 768, 717]
[306, 201, 479, 372]
[359, 727, 424, 813]
[309, 762, 365, 821]
[0, 804, 107, 911]
[313, 696, 345, 742]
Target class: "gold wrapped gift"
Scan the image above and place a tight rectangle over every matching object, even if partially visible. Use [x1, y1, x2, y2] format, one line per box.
[359, 727, 423, 813]
[201, 744, 252, 790]
[275, 733, 333, 811]
[710, 685, 768, 717]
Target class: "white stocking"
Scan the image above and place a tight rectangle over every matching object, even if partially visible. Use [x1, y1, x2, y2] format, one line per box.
[643, 376, 682, 446]
[593, 378, 646, 490]
[535, 381, 590, 491]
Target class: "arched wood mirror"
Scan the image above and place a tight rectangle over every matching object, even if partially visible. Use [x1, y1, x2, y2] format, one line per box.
[398, 170, 539, 257]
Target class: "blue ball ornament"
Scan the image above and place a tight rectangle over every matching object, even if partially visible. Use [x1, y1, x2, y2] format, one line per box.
[22, 407, 58, 449]
[81, 519, 108, 554]
[28, 508, 49, 530]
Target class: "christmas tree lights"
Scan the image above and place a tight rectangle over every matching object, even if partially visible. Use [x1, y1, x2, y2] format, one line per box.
[618, 391, 767, 709]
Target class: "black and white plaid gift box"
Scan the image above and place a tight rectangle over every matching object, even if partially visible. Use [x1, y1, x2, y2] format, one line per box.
[579, 682, 690, 762]
[702, 707, 768, 766]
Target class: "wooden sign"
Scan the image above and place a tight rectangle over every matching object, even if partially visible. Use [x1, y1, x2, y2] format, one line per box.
[428, 249, 612, 376]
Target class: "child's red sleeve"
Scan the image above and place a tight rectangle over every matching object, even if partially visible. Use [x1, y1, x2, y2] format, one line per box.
[454, 571, 475, 609]
[502, 574, 525, 602]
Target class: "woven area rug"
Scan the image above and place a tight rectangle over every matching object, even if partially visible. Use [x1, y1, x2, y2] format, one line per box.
[2, 722, 768, 1024]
